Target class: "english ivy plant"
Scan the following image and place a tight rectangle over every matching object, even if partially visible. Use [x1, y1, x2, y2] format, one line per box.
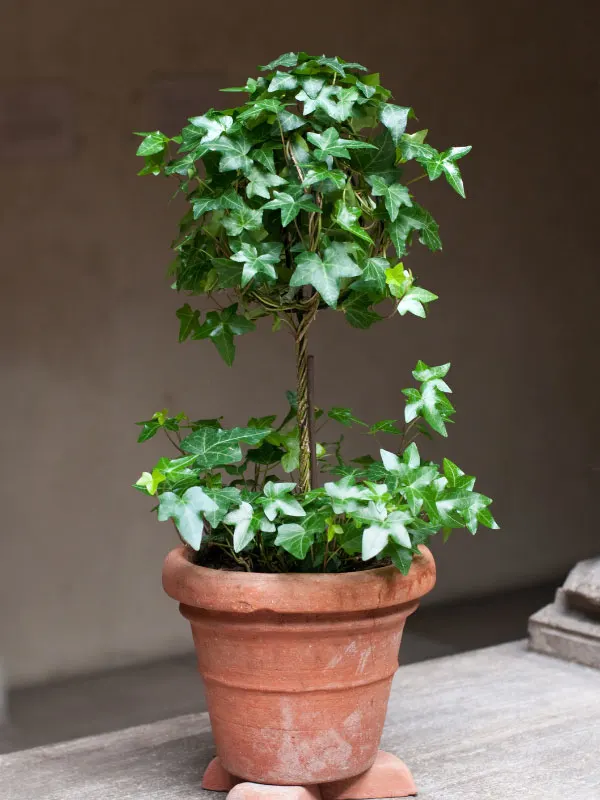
[134, 52, 498, 574]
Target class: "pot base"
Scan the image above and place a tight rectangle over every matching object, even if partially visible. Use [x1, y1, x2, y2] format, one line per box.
[202, 751, 417, 799]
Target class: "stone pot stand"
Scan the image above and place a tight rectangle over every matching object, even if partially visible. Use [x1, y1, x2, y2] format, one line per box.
[202, 751, 416, 799]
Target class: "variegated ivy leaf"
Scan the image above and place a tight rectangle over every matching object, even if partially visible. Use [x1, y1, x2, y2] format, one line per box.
[275, 523, 313, 559]
[413, 361, 451, 383]
[324, 476, 369, 514]
[290, 244, 361, 307]
[397, 129, 430, 161]
[436, 489, 496, 534]
[224, 501, 256, 552]
[367, 175, 412, 222]
[262, 481, 306, 521]
[231, 242, 282, 287]
[268, 71, 298, 93]
[188, 114, 234, 143]
[245, 167, 287, 199]
[204, 486, 242, 528]
[360, 503, 412, 560]
[403, 373, 455, 437]
[379, 104, 411, 145]
[157, 487, 219, 550]
[397, 286, 439, 318]
[181, 426, 271, 468]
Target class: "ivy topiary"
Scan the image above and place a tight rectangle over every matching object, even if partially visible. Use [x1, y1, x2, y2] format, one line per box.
[134, 52, 497, 574]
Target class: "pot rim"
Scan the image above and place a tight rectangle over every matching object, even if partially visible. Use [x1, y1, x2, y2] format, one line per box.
[162, 545, 436, 615]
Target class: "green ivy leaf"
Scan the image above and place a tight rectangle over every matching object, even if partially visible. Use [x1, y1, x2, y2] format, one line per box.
[277, 110, 305, 132]
[262, 481, 305, 521]
[135, 131, 170, 156]
[260, 52, 298, 71]
[268, 71, 298, 92]
[307, 127, 376, 166]
[181, 426, 271, 468]
[290, 244, 361, 307]
[262, 186, 321, 226]
[333, 200, 374, 244]
[328, 407, 367, 427]
[211, 134, 254, 172]
[301, 165, 347, 191]
[367, 175, 412, 222]
[135, 469, 166, 495]
[351, 257, 388, 294]
[204, 486, 242, 527]
[245, 167, 287, 200]
[397, 286, 439, 318]
[342, 295, 382, 329]
[315, 55, 367, 77]
[420, 146, 472, 198]
[369, 420, 402, 434]
[176, 303, 201, 341]
[157, 487, 218, 550]
[397, 129, 430, 161]
[231, 242, 282, 286]
[192, 304, 256, 365]
[379, 104, 411, 145]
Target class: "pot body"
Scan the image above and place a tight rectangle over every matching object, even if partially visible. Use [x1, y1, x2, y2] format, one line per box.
[162, 547, 435, 786]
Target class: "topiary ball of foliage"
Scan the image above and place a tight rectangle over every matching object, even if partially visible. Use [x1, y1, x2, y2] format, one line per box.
[134, 52, 497, 575]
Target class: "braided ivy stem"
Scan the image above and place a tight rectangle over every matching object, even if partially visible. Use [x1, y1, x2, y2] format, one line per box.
[295, 296, 319, 494]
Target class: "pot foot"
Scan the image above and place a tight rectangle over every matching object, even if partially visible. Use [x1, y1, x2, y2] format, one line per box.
[202, 757, 238, 791]
[228, 784, 322, 800]
[320, 751, 417, 799]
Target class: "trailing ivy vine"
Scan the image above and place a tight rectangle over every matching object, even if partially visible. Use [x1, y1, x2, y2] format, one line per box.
[134, 52, 498, 573]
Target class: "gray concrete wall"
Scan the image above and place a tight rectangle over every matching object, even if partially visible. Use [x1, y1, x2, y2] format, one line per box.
[1, 0, 598, 686]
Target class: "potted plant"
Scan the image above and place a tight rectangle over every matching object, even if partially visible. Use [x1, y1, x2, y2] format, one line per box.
[134, 51, 498, 799]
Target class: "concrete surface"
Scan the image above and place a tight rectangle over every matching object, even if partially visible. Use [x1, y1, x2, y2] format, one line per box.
[1, 0, 599, 687]
[1, 642, 599, 799]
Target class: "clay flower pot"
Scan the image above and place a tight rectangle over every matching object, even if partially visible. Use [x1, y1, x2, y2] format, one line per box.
[162, 545, 435, 787]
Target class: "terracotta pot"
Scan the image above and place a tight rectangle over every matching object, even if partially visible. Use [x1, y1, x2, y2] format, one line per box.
[162, 546, 436, 786]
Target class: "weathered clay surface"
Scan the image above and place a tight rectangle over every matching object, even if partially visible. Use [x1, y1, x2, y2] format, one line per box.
[321, 751, 416, 799]
[162, 546, 436, 785]
[227, 784, 322, 800]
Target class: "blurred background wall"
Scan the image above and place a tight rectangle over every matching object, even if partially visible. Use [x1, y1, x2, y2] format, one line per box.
[1, 0, 598, 687]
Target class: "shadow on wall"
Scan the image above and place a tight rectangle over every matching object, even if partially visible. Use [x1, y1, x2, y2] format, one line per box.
[0, 0, 598, 686]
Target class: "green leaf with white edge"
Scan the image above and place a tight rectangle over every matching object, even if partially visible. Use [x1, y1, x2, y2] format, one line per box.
[275, 523, 314, 559]
[231, 242, 282, 286]
[413, 361, 451, 382]
[135, 469, 165, 495]
[180, 426, 271, 468]
[157, 487, 218, 550]
[245, 167, 287, 200]
[333, 200, 373, 244]
[367, 175, 412, 222]
[324, 476, 369, 514]
[262, 481, 305, 521]
[328, 406, 367, 427]
[379, 104, 411, 145]
[403, 382, 455, 437]
[224, 501, 257, 552]
[260, 52, 298, 71]
[268, 71, 298, 92]
[403, 442, 421, 468]
[362, 525, 389, 560]
[397, 286, 439, 318]
[290, 244, 361, 307]
[135, 131, 169, 156]
[203, 486, 242, 527]
[262, 187, 321, 226]
[380, 448, 402, 472]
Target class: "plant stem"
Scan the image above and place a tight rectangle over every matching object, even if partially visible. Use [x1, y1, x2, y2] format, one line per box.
[295, 294, 319, 493]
